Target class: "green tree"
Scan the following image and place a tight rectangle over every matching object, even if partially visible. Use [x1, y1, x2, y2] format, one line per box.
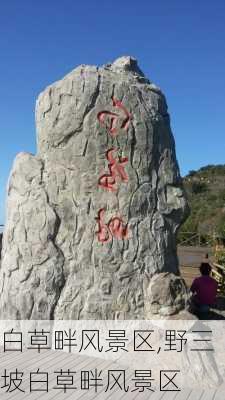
[191, 181, 208, 195]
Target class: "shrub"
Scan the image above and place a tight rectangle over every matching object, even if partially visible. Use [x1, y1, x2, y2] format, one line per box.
[191, 181, 208, 195]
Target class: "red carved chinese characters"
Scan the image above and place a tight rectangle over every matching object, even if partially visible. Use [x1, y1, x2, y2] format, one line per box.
[98, 148, 128, 192]
[108, 216, 128, 239]
[96, 98, 131, 243]
[97, 97, 132, 137]
[96, 209, 128, 243]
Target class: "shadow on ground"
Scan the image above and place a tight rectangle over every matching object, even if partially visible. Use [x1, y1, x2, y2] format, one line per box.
[194, 296, 225, 320]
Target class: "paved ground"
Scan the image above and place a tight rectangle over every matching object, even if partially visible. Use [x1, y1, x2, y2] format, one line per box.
[178, 246, 225, 320]
[178, 245, 213, 287]
[0, 244, 224, 396]
[0, 347, 224, 399]
[180, 266, 199, 288]
[178, 245, 212, 267]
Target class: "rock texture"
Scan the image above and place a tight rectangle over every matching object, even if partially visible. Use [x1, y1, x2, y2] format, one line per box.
[0, 56, 189, 319]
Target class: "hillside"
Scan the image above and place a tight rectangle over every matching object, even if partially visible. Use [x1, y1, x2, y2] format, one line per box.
[178, 164, 225, 243]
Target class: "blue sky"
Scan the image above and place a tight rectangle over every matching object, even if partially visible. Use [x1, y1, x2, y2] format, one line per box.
[0, 0, 225, 224]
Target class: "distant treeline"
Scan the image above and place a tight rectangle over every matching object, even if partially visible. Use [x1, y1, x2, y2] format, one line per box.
[178, 164, 225, 244]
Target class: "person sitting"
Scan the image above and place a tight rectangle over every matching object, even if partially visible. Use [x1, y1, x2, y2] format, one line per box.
[190, 262, 218, 314]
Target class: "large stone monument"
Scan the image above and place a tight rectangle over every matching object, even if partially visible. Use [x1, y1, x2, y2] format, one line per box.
[0, 56, 189, 319]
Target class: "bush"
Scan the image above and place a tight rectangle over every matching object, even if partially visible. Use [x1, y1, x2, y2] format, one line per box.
[215, 247, 225, 266]
[188, 170, 197, 177]
[191, 181, 208, 195]
[216, 217, 225, 239]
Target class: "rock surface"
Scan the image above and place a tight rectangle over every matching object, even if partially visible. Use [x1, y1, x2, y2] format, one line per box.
[0, 56, 189, 319]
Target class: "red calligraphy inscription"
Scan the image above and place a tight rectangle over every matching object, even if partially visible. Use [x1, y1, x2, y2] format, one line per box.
[97, 97, 132, 137]
[108, 216, 128, 239]
[98, 148, 128, 192]
[96, 208, 128, 243]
